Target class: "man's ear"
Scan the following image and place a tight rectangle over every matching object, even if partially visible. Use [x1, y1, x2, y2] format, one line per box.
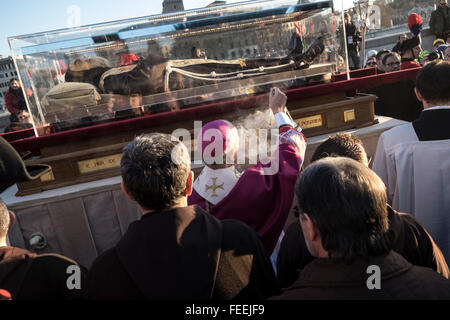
[121, 181, 136, 202]
[299, 213, 320, 242]
[185, 171, 194, 197]
[414, 87, 423, 102]
[8, 211, 15, 231]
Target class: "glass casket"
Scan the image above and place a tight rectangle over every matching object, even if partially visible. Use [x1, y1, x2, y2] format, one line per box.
[9, 0, 346, 136]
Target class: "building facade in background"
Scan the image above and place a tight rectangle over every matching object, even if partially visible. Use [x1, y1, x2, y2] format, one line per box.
[0, 56, 18, 111]
[162, 0, 185, 14]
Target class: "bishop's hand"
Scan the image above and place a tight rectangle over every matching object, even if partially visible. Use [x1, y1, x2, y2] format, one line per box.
[269, 87, 287, 115]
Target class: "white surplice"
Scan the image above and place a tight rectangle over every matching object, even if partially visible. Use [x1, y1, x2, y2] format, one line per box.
[373, 120, 450, 260]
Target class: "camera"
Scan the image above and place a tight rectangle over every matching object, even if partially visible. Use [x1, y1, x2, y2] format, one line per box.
[428, 50, 444, 61]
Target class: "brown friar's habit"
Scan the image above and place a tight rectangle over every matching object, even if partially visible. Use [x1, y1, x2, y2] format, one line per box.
[273, 251, 450, 300]
[0, 246, 86, 300]
[87, 205, 279, 300]
[277, 205, 449, 289]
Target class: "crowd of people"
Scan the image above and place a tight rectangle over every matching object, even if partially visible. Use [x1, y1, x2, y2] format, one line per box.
[362, 33, 450, 71]
[1, 5, 449, 300]
[353, 14, 450, 122]
[344, 0, 450, 72]
[0, 59, 449, 300]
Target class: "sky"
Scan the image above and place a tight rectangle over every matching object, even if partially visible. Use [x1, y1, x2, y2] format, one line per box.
[0, 0, 239, 57]
[0, 0, 352, 58]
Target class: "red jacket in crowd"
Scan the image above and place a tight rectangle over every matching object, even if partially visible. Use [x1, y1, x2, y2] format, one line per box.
[401, 60, 421, 70]
[4, 89, 32, 116]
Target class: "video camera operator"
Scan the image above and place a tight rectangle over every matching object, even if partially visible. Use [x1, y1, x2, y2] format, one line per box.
[344, 12, 362, 69]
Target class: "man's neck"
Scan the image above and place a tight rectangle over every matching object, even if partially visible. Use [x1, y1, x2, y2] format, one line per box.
[309, 239, 329, 258]
[422, 100, 450, 110]
[315, 247, 329, 258]
[204, 163, 235, 170]
[141, 198, 188, 215]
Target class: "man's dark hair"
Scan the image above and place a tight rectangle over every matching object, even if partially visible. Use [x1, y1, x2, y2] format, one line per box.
[121, 133, 190, 212]
[311, 133, 367, 164]
[0, 199, 10, 238]
[415, 60, 450, 104]
[376, 49, 391, 62]
[295, 157, 390, 263]
[382, 52, 400, 65]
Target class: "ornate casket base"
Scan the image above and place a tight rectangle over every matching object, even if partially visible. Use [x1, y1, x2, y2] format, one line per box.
[16, 90, 377, 196]
[290, 92, 377, 136]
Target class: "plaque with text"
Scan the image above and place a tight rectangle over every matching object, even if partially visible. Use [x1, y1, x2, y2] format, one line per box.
[78, 154, 122, 174]
[296, 115, 323, 129]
